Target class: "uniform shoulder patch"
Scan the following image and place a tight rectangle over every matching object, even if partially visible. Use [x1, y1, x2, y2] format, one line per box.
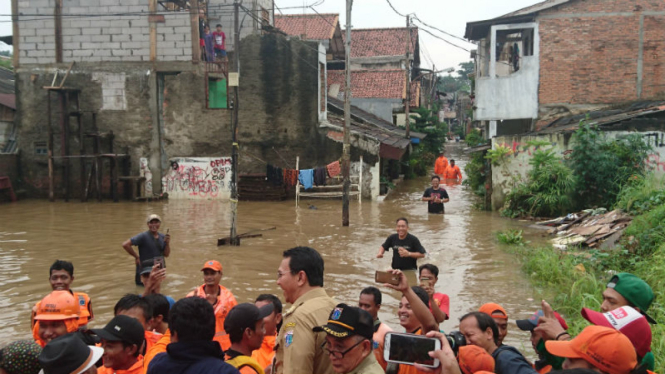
[285, 330, 294, 347]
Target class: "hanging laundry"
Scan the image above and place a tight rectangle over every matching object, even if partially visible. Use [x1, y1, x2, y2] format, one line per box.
[299, 169, 314, 190]
[266, 164, 283, 186]
[314, 167, 327, 186]
[326, 161, 341, 178]
[283, 169, 298, 188]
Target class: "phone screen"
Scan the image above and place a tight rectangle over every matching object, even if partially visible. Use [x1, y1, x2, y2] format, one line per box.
[386, 333, 438, 367]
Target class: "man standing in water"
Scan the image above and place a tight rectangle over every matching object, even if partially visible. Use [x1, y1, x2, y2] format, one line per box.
[422, 176, 449, 214]
[122, 214, 171, 285]
[376, 218, 426, 271]
[434, 151, 448, 177]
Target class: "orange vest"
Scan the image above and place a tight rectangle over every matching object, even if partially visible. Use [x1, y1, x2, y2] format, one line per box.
[251, 334, 276, 370]
[373, 322, 392, 370]
[98, 356, 144, 374]
[443, 165, 462, 181]
[144, 330, 162, 356]
[434, 157, 448, 175]
[143, 329, 170, 374]
[32, 291, 93, 328]
[397, 328, 427, 374]
[189, 284, 238, 351]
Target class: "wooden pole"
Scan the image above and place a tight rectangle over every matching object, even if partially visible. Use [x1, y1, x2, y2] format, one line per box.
[404, 15, 411, 139]
[62, 92, 70, 202]
[47, 91, 54, 201]
[149, 0, 157, 61]
[228, 0, 240, 245]
[11, 0, 19, 69]
[55, 0, 63, 63]
[190, 0, 201, 63]
[342, 0, 352, 227]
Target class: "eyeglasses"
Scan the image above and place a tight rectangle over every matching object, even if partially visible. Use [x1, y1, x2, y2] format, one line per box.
[321, 339, 365, 359]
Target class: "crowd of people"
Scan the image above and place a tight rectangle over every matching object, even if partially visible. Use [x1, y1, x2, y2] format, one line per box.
[0, 170, 659, 374]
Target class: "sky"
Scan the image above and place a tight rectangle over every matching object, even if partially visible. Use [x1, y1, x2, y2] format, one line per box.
[0, 0, 541, 65]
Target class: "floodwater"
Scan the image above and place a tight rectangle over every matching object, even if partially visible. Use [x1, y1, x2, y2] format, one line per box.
[0, 144, 545, 355]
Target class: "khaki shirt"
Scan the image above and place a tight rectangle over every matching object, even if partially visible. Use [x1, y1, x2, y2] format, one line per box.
[274, 288, 337, 374]
[349, 353, 385, 374]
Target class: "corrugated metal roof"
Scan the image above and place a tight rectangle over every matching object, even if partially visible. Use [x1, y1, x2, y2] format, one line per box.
[0, 67, 15, 95]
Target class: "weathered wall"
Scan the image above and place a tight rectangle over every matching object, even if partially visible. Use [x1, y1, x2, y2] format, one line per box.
[537, 0, 665, 105]
[351, 98, 399, 123]
[491, 130, 665, 210]
[0, 154, 19, 191]
[15, 34, 326, 199]
[162, 157, 232, 199]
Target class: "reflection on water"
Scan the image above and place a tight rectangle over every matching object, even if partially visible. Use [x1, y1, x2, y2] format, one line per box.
[0, 145, 541, 355]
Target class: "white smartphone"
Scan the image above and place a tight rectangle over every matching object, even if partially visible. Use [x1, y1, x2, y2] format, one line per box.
[383, 332, 441, 368]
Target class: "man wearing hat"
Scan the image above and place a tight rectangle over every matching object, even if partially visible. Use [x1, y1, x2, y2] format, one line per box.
[122, 214, 171, 285]
[545, 325, 638, 374]
[313, 304, 383, 374]
[139, 260, 175, 308]
[516, 309, 569, 373]
[601, 273, 655, 322]
[478, 303, 508, 345]
[38, 335, 103, 374]
[92, 315, 146, 374]
[223, 303, 275, 374]
[457, 345, 495, 374]
[186, 260, 238, 351]
[33, 291, 81, 348]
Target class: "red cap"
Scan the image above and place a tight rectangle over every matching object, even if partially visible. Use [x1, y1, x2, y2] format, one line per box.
[545, 325, 637, 374]
[479, 303, 508, 319]
[457, 345, 495, 374]
[516, 309, 568, 331]
[582, 306, 651, 358]
[201, 260, 222, 272]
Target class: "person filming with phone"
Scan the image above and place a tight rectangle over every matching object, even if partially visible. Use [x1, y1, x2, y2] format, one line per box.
[122, 214, 171, 286]
[313, 304, 384, 374]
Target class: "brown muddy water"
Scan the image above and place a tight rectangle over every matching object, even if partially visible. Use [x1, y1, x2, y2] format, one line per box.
[0, 145, 546, 356]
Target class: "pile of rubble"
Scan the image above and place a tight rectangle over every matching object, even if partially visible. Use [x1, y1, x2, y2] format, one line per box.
[536, 209, 632, 250]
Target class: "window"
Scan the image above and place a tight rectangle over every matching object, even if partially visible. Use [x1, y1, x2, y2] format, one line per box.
[34, 141, 48, 155]
[207, 74, 228, 109]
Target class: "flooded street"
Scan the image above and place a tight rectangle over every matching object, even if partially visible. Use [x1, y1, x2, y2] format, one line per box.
[0, 144, 543, 354]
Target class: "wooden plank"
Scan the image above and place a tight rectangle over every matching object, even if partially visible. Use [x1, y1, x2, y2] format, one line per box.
[58, 61, 75, 88]
[55, 0, 63, 63]
[11, 0, 19, 68]
[190, 0, 200, 63]
[47, 91, 54, 202]
[149, 0, 158, 61]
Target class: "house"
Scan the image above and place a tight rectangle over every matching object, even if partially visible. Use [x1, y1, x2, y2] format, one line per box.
[465, 0, 665, 138]
[11, 0, 340, 200]
[348, 27, 420, 72]
[0, 67, 15, 153]
[327, 69, 420, 124]
[274, 13, 345, 61]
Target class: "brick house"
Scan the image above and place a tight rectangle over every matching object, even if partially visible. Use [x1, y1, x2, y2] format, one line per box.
[10, 0, 342, 200]
[274, 13, 345, 62]
[464, 0, 665, 138]
[348, 27, 419, 72]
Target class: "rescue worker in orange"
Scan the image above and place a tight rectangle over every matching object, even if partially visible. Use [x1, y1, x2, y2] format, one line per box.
[31, 260, 93, 340]
[442, 159, 462, 182]
[224, 303, 275, 374]
[252, 294, 283, 371]
[186, 260, 238, 351]
[33, 290, 81, 347]
[358, 287, 392, 371]
[142, 294, 171, 374]
[92, 315, 146, 374]
[434, 151, 449, 177]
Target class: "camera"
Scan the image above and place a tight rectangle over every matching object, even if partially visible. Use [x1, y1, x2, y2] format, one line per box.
[446, 330, 466, 354]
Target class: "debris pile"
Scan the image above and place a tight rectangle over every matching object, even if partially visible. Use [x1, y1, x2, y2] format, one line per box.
[536, 209, 632, 250]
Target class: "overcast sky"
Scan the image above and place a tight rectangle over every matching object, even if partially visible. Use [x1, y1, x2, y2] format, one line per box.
[0, 0, 541, 66]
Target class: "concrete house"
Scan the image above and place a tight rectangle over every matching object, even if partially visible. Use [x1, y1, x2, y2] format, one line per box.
[465, 0, 665, 138]
[274, 13, 345, 62]
[10, 0, 344, 200]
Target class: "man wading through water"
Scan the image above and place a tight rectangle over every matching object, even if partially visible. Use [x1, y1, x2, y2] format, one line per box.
[422, 176, 449, 214]
[122, 214, 171, 286]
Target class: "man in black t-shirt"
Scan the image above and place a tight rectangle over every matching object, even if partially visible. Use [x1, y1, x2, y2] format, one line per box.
[422, 175, 449, 214]
[376, 218, 426, 270]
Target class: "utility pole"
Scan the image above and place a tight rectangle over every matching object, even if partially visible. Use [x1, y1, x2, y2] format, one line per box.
[229, 0, 240, 244]
[342, 0, 352, 227]
[404, 15, 411, 139]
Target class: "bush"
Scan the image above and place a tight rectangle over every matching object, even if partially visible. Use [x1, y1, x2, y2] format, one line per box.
[615, 174, 665, 215]
[496, 230, 525, 245]
[464, 151, 488, 197]
[502, 148, 575, 218]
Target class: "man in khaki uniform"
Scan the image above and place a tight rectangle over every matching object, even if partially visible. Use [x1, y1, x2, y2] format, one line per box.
[274, 246, 337, 374]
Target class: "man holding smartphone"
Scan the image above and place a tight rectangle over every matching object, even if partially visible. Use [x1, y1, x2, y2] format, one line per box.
[122, 214, 171, 285]
[422, 176, 449, 214]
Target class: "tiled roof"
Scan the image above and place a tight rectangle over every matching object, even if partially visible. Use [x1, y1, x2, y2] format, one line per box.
[327, 69, 420, 106]
[275, 14, 339, 41]
[345, 27, 418, 58]
[0, 93, 15, 110]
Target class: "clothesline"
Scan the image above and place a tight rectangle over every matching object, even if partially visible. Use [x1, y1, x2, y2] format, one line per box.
[266, 159, 343, 190]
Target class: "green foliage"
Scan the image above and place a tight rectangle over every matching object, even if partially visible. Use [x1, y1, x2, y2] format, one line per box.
[569, 122, 653, 208]
[616, 175, 665, 215]
[496, 230, 525, 245]
[407, 147, 436, 178]
[485, 145, 512, 166]
[464, 151, 488, 198]
[502, 148, 575, 218]
[465, 128, 484, 147]
[437, 61, 474, 94]
[0, 59, 11, 71]
[409, 107, 448, 155]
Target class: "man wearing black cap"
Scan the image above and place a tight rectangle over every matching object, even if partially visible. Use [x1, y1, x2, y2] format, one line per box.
[223, 303, 275, 374]
[313, 304, 383, 374]
[91, 315, 146, 374]
[38, 334, 104, 374]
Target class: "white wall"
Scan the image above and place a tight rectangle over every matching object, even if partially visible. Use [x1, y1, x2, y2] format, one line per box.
[162, 157, 232, 200]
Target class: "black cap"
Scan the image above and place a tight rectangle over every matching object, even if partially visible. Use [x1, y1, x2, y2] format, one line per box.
[140, 259, 155, 275]
[91, 315, 145, 348]
[38, 335, 104, 374]
[224, 303, 275, 338]
[313, 303, 373, 340]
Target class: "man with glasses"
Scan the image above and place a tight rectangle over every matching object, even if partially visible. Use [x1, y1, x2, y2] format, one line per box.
[274, 247, 337, 374]
[314, 303, 384, 374]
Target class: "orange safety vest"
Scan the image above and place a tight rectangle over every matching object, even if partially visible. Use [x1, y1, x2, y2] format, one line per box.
[251, 334, 276, 370]
[434, 157, 448, 175]
[143, 329, 170, 374]
[189, 284, 238, 351]
[373, 322, 392, 370]
[443, 165, 462, 181]
[97, 356, 144, 374]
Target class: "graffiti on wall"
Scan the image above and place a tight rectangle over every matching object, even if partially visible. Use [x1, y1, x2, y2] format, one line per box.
[140, 158, 153, 197]
[162, 157, 232, 199]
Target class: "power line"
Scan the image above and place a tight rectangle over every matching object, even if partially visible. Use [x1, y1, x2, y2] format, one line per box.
[411, 15, 474, 45]
[418, 27, 470, 53]
[384, 0, 407, 17]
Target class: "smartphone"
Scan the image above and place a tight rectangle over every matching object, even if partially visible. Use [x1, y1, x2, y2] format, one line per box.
[384, 332, 441, 368]
[166, 228, 170, 235]
[375, 271, 400, 286]
[154, 256, 165, 269]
